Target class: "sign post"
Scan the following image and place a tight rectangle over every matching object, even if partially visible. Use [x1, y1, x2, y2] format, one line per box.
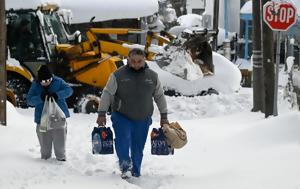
[263, 1, 297, 116]
[274, 31, 281, 116]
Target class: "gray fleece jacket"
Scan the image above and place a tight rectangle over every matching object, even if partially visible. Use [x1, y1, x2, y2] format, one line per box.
[98, 64, 168, 121]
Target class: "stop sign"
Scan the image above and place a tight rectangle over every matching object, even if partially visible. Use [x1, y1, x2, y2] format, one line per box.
[263, 2, 298, 31]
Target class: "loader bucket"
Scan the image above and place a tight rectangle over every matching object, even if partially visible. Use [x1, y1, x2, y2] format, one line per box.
[184, 35, 214, 74]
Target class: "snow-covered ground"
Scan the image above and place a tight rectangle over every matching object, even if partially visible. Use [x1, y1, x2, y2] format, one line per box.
[1, 87, 300, 189]
[3, 1, 300, 188]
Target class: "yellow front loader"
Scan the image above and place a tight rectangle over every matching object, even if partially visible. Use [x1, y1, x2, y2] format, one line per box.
[6, 4, 123, 113]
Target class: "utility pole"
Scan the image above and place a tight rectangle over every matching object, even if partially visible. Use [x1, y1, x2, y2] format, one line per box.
[273, 31, 282, 116]
[0, 0, 7, 125]
[252, 0, 265, 112]
[261, 0, 275, 118]
[212, 0, 219, 51]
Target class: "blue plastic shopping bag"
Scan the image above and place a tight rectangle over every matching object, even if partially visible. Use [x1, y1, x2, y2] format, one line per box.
[92, 126, 114, 154]
[150, 128, 174, 155]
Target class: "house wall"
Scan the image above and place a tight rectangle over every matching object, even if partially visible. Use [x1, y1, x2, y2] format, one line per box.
[189, 0, 242, 33]
[186, 0, 205, 15]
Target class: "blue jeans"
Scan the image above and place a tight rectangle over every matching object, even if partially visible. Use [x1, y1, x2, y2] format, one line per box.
[111, 112, 152, 177]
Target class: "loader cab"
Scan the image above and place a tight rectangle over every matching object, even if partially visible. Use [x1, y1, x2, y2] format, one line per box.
[6, 6, 75, 77]
[7, 10, 47, 66]
[6, 9, 59, 77]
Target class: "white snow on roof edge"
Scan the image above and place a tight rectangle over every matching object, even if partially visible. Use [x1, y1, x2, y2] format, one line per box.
[240, 0, 252, 14]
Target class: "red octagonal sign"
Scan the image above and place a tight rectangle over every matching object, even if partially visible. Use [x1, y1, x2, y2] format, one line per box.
[263, 2, 298, 31]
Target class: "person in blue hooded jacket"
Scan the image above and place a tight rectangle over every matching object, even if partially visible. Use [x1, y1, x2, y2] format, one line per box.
[27, 65, 73, 161]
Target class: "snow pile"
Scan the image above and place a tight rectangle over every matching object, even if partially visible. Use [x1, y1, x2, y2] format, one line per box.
[122, 43, 165, 55]
[163, 6, 177, 23]
[286, 56, 295, 73]
[2, 87, 300, 189]
[235, 58, 252, 71]
[177, 14, 203, 27]
[279, 69, 289, 87]
[168, 25, 197, 37]
[240, 0, 252, 14]
[147, 15, 166, 32]
[279, 56, 296, 87]
[154, 88, 253, 122]
[6, 56, 23, 69]
[149, 52, 242, 95]
[124, 40, 241, 92]
[157, 46, 204, 81]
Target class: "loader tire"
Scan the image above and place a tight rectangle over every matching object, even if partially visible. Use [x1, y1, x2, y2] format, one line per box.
[73, 94, 101, 114]
[85, 99, 99, 114]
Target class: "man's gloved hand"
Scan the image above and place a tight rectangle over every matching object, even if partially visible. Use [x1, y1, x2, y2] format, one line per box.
[47, 93, 58, 101]
[97, 115, 106, 126]
[160, 118, 169, 127]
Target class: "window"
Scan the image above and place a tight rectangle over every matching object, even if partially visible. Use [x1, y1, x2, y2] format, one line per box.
[7, 12, 45, 62]
[192, 9, 205, 15]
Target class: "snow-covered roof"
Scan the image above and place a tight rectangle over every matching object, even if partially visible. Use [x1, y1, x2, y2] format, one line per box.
[177, 14, 203, 27]
[240, 0, 252, 14]
[6, 0, 159, 23]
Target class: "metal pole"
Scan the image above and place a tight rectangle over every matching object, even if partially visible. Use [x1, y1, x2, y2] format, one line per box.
[252, 0, 264, 113]
[0, 0, 7, 126]
[273, 31, 281, 116]
[212, 0, 219, 51]
[224, 0, 229, 39]
[244, 20, 249, 59]
[289, 38, 295, 57]
[298, 45, 300, 70]
[223, 39, 231, 60]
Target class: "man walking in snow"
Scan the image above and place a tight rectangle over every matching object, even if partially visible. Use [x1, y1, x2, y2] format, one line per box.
[97, 48, 169, 179]
[27, 65, 73, 161]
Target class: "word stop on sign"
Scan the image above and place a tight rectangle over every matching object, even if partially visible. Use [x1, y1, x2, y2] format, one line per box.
[263, 2, 297, 31]
[266, 6, 295, 23]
